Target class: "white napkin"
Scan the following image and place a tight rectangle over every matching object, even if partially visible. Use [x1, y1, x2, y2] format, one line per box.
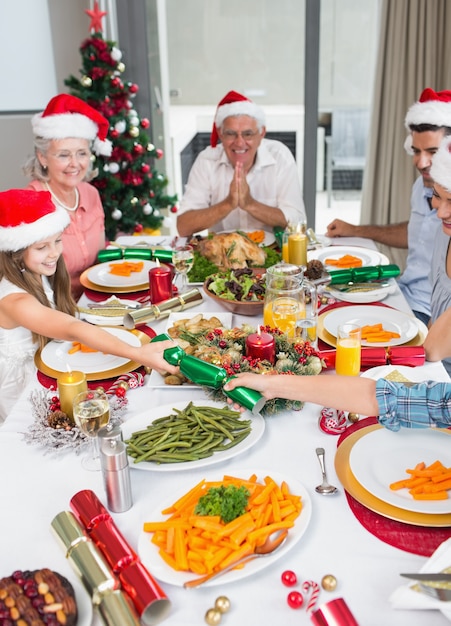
[390, 537, 451, 620]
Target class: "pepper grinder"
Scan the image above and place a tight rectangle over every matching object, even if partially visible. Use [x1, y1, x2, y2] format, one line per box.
[99, 439, 133, 513]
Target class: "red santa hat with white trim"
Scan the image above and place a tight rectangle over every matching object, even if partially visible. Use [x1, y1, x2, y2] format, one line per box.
[0, 189, 70, 252]
[404, 88, 451, 154]
[211, 90, 266, 147]
[32, 94, 112, 156]
[430, 136, 451, 193]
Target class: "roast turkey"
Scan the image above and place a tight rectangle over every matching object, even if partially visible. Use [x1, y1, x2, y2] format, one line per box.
[197, 232, 266, 269]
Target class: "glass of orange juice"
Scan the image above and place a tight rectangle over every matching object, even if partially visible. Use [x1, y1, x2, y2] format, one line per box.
[335, 323, 361, 376]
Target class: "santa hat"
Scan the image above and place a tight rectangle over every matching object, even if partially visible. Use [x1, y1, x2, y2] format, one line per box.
[0, 189, 70, 252]
[32, 94, 112, 156]
[430, 136, 451, 192]
[404, 88, 451, 154]
[211, 90, 266, 147]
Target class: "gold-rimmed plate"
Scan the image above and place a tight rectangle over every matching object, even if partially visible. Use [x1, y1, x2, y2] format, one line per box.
[335, 424, 451, 526]
[34, 328, 150, 381]
[87, 260, 155, 289]
[323, 305, 419, 347]
[80, 267, 149, 294]
[317, 308, 427, 348]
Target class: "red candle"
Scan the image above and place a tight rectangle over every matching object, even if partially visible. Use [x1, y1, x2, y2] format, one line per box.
[245, 327, 276, 364]
[149, 262, 173, 304]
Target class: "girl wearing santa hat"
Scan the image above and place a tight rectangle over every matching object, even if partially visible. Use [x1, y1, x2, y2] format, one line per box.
[23, 94, 111, 300]
[0, 188, 177, 423]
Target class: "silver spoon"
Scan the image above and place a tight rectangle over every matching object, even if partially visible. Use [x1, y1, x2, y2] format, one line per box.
[183, 529, 288, 588]
[315, 447, 338, 495]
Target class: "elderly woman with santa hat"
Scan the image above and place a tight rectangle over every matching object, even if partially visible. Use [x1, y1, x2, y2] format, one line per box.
[23, 94, 111, 299]
[177, 90, 306, 238]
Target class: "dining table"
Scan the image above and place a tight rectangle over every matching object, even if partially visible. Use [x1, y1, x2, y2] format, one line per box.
[1, 236, 451, 626]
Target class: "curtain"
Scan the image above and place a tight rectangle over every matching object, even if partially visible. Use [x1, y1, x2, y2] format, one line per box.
[361, 0, 451, 269]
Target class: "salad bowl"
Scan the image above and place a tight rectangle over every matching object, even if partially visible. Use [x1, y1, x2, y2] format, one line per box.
[203, 268, 265, 316]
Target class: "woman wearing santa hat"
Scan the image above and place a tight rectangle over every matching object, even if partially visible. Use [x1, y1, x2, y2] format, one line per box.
[23, 93, 111, 300]
[177, 90, 306, 237]
[0, 189, 177, 423]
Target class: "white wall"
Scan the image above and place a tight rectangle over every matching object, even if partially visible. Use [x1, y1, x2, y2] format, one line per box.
[0, 0, 57, 111]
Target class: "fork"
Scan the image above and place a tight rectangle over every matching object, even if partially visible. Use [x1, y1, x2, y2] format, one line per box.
[416, 582, 451, 602]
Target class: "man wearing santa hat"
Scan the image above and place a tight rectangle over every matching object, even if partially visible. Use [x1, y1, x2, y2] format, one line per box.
[326, 88, 451, 325]
[177, 90, 306, 237]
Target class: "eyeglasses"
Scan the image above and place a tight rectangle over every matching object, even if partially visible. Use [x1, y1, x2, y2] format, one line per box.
[221, 130, 260, 142]
[49, 150, 92, 164]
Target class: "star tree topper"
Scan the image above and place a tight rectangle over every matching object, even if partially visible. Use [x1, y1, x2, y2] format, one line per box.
[85, 1, 107, 33]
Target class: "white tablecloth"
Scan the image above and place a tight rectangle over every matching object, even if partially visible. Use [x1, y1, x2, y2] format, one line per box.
[2, 241, 450, 626]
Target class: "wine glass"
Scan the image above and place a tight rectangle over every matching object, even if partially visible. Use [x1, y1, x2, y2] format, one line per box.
[73, 389, 110, 471]
[173, 244, 194, 293]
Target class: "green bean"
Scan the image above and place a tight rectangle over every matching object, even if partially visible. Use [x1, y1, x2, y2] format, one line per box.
[125, 403, 255, 464]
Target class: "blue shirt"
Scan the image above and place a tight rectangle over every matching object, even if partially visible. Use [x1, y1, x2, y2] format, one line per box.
[397, 177, 440, 316]
[376, 379, 451, 430]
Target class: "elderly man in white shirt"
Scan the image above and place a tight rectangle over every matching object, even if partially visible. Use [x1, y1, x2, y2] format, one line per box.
[176, 90, 306, 237]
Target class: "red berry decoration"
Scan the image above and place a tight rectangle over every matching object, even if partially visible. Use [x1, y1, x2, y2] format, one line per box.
[287, 591, 304, 609]
[281, 570, 297, 587]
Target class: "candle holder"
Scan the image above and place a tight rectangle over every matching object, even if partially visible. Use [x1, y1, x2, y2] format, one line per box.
[57, 371, 88, 422]
[148, 261, 173, 304]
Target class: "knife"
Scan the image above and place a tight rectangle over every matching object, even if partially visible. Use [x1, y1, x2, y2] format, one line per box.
[330, 281, 390, 293]
[401, 573, 451, 582]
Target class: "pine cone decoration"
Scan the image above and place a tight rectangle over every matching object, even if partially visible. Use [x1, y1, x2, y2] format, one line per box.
[305, 259, 324, 280]
[47, 410, 74, 431]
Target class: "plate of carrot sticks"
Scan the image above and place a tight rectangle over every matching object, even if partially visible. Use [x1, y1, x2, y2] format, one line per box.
[349, 429, 451, 513]
[138, 470, 312, 586]
[323, 305, 419, 346]
[86, 259, 156, 288]
[308, 245, 389, 269]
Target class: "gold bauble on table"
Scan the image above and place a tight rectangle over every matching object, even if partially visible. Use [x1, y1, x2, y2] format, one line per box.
[321, 573, 337, 591]
[205, 608, 221, 625]
[215, 596, 231, 613]
[348, 412, 360, 424]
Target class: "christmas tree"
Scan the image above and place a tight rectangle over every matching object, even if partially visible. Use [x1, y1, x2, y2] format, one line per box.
[64, 3, 177, 240]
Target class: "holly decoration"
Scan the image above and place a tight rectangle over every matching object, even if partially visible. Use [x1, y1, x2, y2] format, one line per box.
[64, 17, 177, 239]
[174, 323, 325, 415]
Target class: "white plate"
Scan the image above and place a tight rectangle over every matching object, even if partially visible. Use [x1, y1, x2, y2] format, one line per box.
[78, 296, 138, 326]
[327, 279, 397, 304]
[361, 365, 451, 383]
[138, 469, 312, 586]
[349, 428, 451, 514]
[40, 327, 141, 374]
[122, 400, 265, 472]
[323, 305, 419, 346]
[87, 260, 156, 288]
[115, 235, 174, 248]
[308, 245, 390, 269]
[147, 311, 233, 388]
[217, 229, 275, 247]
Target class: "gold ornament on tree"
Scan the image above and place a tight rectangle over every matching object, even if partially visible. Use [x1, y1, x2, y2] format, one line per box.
[129, 126, 139, 137]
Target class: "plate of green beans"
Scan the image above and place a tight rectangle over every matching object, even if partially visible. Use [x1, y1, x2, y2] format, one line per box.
[122, 400, 265, 471]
